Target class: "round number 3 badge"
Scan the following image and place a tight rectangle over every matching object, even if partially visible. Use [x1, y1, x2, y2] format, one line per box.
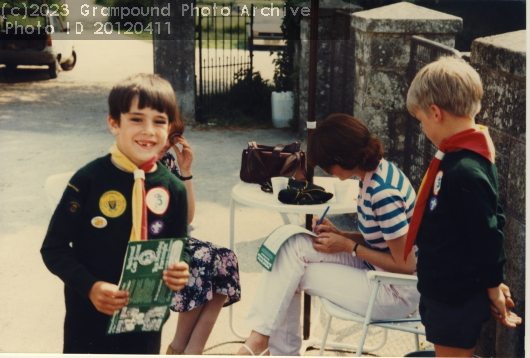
[146, 187, 170, 215]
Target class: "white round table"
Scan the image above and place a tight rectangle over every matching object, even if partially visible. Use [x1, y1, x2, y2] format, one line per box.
[228, 177, 359, 339]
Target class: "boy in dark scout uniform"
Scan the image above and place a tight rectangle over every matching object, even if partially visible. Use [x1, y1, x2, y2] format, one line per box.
[41, 74, 191, 354]
[403, 56, 522, 357]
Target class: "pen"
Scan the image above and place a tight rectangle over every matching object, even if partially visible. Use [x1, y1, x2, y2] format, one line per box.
[314, 206, 330, 231]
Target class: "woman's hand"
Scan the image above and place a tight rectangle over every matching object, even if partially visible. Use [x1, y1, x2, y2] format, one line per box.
[172, 135, 194, 177]
[163, 262, 190, 291]
[312, 217, 341, 235]
[312, 232, 353, 254]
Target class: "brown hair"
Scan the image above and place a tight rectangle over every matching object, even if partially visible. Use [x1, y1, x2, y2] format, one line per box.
[308, 114, 383, 172]
[407, 56, 483, 118]
[108, 73, 184, 135]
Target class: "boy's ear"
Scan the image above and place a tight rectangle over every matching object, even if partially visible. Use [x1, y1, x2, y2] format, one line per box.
[107, 115, 120, 136]
[430, 104, 443, 123]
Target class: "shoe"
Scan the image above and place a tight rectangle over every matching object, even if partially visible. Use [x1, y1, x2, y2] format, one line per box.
[166, 345, 182, 355]
[241, 344, 269, 356]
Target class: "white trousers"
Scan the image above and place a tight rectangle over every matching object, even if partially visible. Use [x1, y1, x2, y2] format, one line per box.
[246, 234, 420, 356]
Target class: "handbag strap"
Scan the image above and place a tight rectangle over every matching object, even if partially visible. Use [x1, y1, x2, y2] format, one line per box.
[279, 152, 301, 176]
[272, 144, 285, 157]
[247, 146, 267, 177]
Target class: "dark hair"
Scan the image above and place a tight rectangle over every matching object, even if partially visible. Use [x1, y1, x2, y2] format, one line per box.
[108, 73, 184, 136]
[308, 114, 383, 172]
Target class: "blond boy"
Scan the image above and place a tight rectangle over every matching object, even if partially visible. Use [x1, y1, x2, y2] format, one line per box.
[404, 56, 521, 357]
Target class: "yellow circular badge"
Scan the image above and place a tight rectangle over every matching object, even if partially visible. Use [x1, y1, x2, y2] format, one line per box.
[99, 190, 127, 218]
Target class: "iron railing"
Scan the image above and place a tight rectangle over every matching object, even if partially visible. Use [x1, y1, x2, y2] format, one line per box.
[195, 5, 254, 123]
[403, 36, 461, 190]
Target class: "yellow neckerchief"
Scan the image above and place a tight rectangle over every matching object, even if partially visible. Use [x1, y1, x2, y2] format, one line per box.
[109, 143, 157, 241]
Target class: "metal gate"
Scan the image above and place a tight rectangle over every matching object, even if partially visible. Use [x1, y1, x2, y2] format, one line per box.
[403, 36, 461, 190]
[328, 9, 362, 116]
[195, 5, 254, 123]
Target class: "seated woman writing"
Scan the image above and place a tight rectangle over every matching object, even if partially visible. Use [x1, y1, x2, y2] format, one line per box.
[237, 114, 420, 356]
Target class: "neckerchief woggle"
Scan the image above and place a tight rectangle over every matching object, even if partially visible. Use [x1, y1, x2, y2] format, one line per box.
[403, 125, 495, 262]
[110, 143, 158, 242]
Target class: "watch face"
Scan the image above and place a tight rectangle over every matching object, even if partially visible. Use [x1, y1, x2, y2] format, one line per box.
[351, 250, 357, 257]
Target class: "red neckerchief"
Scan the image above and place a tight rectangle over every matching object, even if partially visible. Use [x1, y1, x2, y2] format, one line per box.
[403, 126, 495, 261]
[139, 157, 158, 240]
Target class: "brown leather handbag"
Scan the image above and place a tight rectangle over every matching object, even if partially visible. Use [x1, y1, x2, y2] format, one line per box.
[240, 142, 307, 192]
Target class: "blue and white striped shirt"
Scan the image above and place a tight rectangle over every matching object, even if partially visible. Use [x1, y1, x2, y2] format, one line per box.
[357, 159, 417, 271]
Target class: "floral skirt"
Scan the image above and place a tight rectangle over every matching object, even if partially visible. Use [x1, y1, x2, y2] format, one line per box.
[169, 237, 241, 312]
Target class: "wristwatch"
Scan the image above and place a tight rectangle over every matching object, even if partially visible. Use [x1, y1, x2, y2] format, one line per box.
[352, 243, 359, 257]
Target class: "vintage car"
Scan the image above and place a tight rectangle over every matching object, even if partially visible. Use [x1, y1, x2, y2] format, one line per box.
[0, 10, 76, 78]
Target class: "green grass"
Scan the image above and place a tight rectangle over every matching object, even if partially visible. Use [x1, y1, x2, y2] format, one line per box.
[123, 31, 153, 43]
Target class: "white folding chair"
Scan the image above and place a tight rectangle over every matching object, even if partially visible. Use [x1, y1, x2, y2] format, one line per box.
[318, 271, 424, 356]
[44, 171, 75, 211]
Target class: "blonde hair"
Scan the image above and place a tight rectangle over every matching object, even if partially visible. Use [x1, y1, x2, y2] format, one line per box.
[407, 56, 483, 118]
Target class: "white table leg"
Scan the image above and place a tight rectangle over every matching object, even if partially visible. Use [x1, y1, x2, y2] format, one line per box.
[228, 198, 249, 340]
[300, 295, 323, 354]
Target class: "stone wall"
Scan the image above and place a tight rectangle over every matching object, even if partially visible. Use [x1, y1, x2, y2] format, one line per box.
[153, 0, 196, 122]
[351, 2, 462, 168]
[471, 30, 526, 358]
[296, 0, 362, 136]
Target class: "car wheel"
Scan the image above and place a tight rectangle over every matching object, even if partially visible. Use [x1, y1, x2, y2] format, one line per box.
[60, 50, 77, 71]
[49, 58, 60, 79]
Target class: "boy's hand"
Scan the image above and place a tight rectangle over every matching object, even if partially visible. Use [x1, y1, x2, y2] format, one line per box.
[312, 217, 339, 234]
[163, 262, 190, 291]
[488, 284, 522, 328]
[88, 281, 129, 316]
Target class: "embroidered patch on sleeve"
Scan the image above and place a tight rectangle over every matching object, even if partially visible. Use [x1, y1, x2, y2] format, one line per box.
[67, 183, 80, 192]
[66, 197, 82, 215]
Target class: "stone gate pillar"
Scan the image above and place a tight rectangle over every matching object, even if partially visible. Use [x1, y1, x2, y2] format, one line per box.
[351, 2, 462, 167]
[153, 0, 195, 123]
[471, 30, 526, 358]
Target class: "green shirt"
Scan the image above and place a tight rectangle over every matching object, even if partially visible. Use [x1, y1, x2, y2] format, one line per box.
[416, 149, 506, 304]
[41, 154, 190, 299]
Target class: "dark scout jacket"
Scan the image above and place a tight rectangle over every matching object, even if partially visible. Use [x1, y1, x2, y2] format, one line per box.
[415, 149, 506, 304]
[41, 154, 191, 310]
